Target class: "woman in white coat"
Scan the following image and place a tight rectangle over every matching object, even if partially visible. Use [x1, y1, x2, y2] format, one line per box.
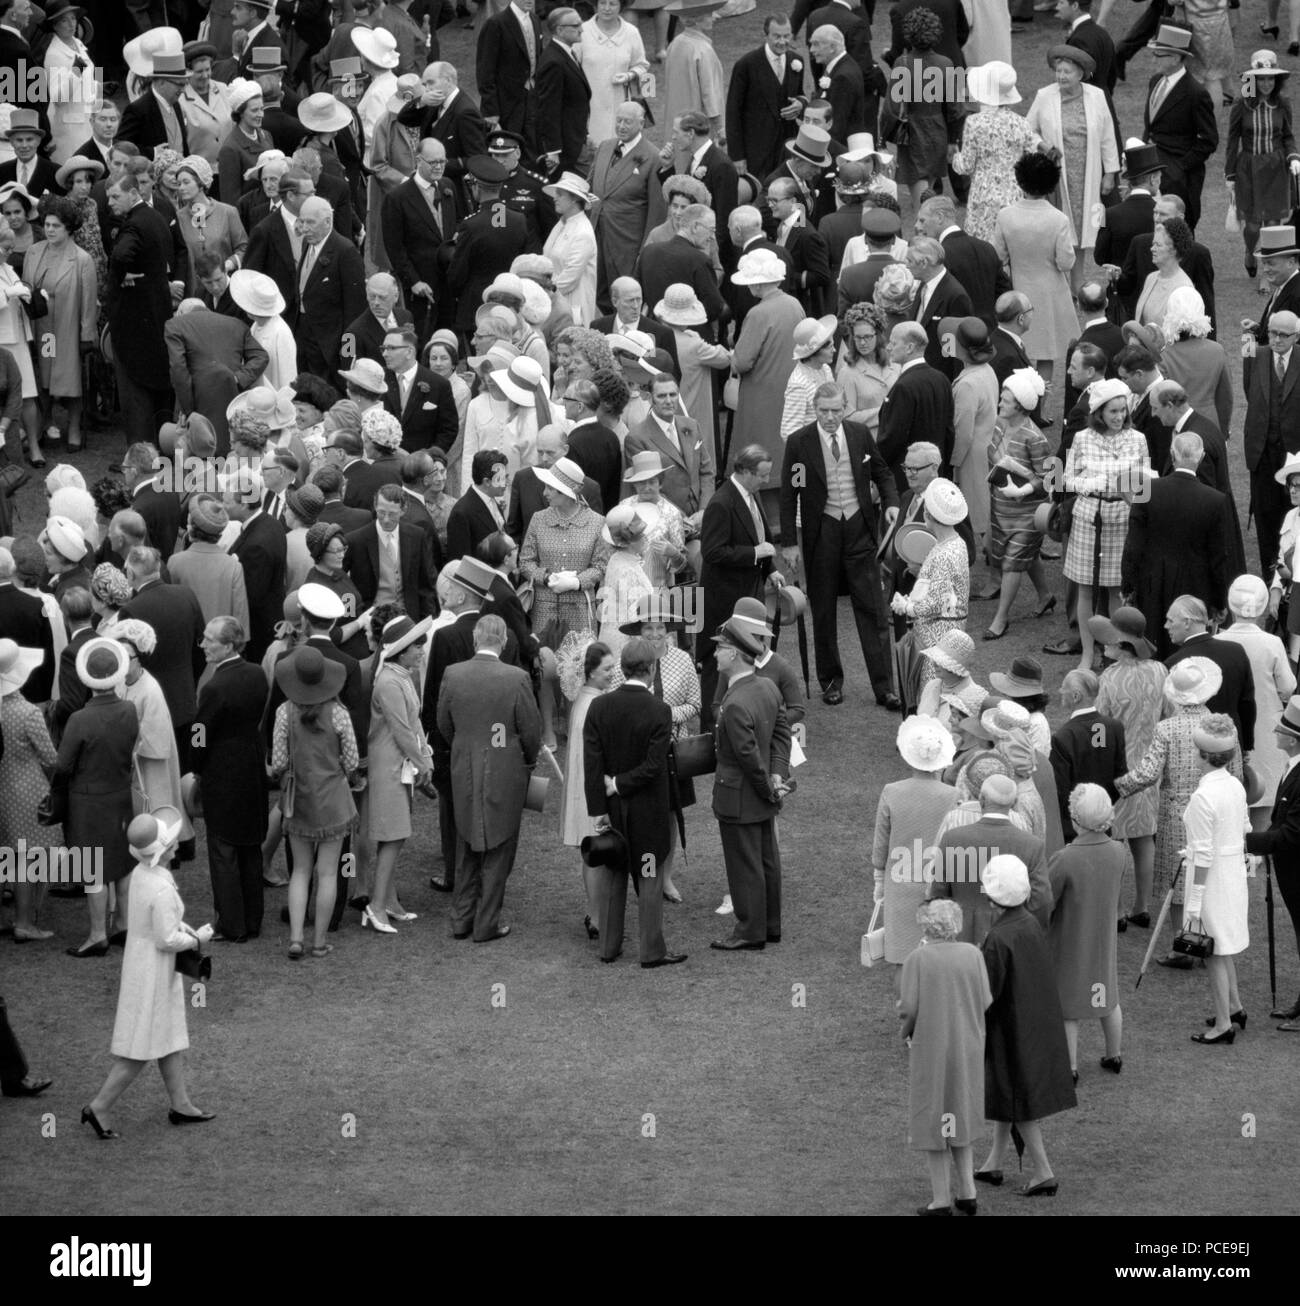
[230, 269, 297, 392]
[542, 174, 599, 327]
[1183, 716, 1251, 1047]
[41, 1, 98, 164]
[1025, 47, 1120, 295]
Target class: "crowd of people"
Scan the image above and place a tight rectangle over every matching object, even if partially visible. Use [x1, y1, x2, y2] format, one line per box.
[0, 0, 1298, 1214]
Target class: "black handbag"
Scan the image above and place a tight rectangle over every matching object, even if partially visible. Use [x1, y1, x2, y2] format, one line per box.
[175, 947, 212, 982]
[1172, 920, 1214, 959]
[671, 733, 716, 779]
[37, 787, 67, 827]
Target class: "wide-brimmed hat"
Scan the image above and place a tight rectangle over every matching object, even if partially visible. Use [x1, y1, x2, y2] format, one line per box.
[1192, 715, 1238, 754]
[352, 25, 401, 69]
[338, 357, 389, 398]
[839, 132, 892, 165]
[0, 639, 43, 698]
[297, 581, 347, 622]
[981, 699, 1032, 739]
[938, 314, 996, 364]
[124, 26, 183, 80]
[0, 182, 39, 218]
[712, 617, 765, 657]
[543, 171, 596, 205]
[1277, 695, 1300, 739]
[1047, 43, 1095, 76]
[602, 502, 648, 548]
[922, 477, 968, 526]
[1228, 574, 1270, 620]
[983, 854, 1030, 908]
[785, 125, 832, 167]
[54, 155, 104, 189]
[965, 60, 1020, 107]
[230, 268, 285, 318]
[624, 450, 669, 483]
[731, 596, 773, 639]
[492, 356, 546, 406]
[1, 109, 47, 142]
[619, 589, 687, 635]
[276, 644, 346, 705]
[243, 148, 288, 182]
[893, 521, 937, 567]
[1087, 605, 1154, 659]
[731, 249, 788, 286]
[39, 0, 86, 30]
[228, 385, 296, 429]
[921, 629, 974, 676]
[1257, 225, 1300, 258]
[1122, 141, 1162, 179]
[468, 340, 519, 376]
[298, 92, 353, 134]
[76, 637, 129, 692]
[1164, 655, 1222, 706]
[535, 456, 586, 501]
[1242, 48, 1292, 87]
[1148, 22, 1193, 56]
[40, 514, 87, 563]
[989, 656, 1045, 699]
[897, 715, 956, 773]
[379, 614, 433, 659]
[792, 314, 838, 361]
[654, 283, 708, 327]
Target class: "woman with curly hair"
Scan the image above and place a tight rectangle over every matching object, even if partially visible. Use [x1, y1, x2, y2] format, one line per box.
[992, 153, 1076, 387]
[643, 174, 712, 248]
[1131, 217, 1196, 329]
[886, 6, 965, 209]
[149, 150, 185, 207]
[174, 156, 248, 297]
[835, 302, 897, 432]
[872, 260, 919, 340]
[559, 325, 618, 386]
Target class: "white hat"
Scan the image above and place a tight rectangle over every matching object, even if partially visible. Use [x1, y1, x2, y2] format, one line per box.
[896, 715, 956, 773]
[606, 328, 654, 358]
[339, 357, 389, 397]
[0, 639, 43, 698]
[980, 699, 1031, 739]
[226, 78, 264, 116]
[982, 854, 1031, 907]
[1228, 574, 1270, 620]
[920, 629, 974, 676]
[491, 356, 546, 405]
[543, 171, 596, 205]
[655, 283, 708, 327]
[230, 268, 285, 318]
[839, 132, 892, 164]
[535, 456, 587, 501]
[296, 581, 347, 622]
[228, 385, 297, 429]
[41, 514, 88, 563]
[1274, 451, 1300, 485]
[731, 249, 787, 286]
[386, 72, 422, 115]
[76, 636, 129, 692]
[1088, 377, 1131, 412]
[127, 807, 184, 868]
[965, 60, 1021, 107]
[361, 407, 403, 449]
[243, 148, 288, 181]
[922, 477, 968, 526]
[298, 92, 353, 135]
[352, 25, 401, 69]
[1003, 366, 1046, 411]
[124, 26, 182, 79]
[791, 314, 838, 361]
[1164, 655, 1222, 706]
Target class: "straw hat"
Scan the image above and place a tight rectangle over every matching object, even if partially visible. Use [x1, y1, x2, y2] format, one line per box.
[227, 385, 296, 429]
[791, 315, 838, 361]
[76, 637, 129, 692]
[654, 283, 708, 327]
[624, 450, 669, 483]
[983, 854, 1031, 908]
[921, 629, 974, 676]
[535, 456, 587, 501]
[379, 614, 433, 660]
[965, 61, 1021, 107]
[1147, 22, 1193, 57]
[1258, 225, 1300, 258]
[601, 502, 648, 548]
[275, 645, 346, 705]
[1242, 48, 1292, 89]
[339, 357, 389, 397]
[1276, 694, 1300, 739]
[922, 477, 968, 526]
[298, 93, 353, 135]
[124, 26, 183, 80]
[896, 715, 956, 773]
[1163, 655, 1222, 706]
[1087, 605, 1154, 659]
[981, 699, 1031, 738]
[150, 52, 191, 82]
[54, 155, 104, 189]
[543, 171, 596, 205]
[0, 639, 43, 698]
[230, 268, 286, 318]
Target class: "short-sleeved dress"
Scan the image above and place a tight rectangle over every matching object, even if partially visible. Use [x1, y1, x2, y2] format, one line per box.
[908, 535, 970, 679]
[0, 693, 59, 848]
[987, 418, 1053, 573]
[1047, 830, 1125, 1018]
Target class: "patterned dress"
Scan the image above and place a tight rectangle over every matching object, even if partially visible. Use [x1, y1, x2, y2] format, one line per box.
[71, 196, 108, 307]
[987, 418, 1052, 573]
[597, 549, 654, 658]
[1064, 427, 1149, 589]
[1095, 660, 1165, 843]
[1226, 93, 1300, 230]
[909, 535, 970, 683]
[520, 504, 612, 646]
[0, 694, 59, 849]
[951, 107, 1040, 244]
[780, 361, 833, 438]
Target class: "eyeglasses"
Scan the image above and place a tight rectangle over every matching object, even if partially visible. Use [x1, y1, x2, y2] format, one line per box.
[380, 343, 409, 351]
[904, 463, 939, 475]
[421, 159, 446, 169]
[1269, 330, 1298, 340]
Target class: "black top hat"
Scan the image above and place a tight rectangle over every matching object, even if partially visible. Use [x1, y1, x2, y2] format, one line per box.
[1122, 142, 1161, 180]
[581, 830, 628, 871]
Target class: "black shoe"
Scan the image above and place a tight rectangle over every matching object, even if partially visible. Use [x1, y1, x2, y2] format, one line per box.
[822, 687, 844, 706]
[2, 1075, 52, 1097]
[167, 1108, 216, 1125]
[66, 941, 109, 958]
[876, 692, 902, 712]
[600, 951, 622, 964]
[583, 915, 599, 940]
[1116, 917, 1127, 933]
[710, 937, 765, 951]
[1270, 999, 1300, 1020]
[766, 933, 781, 943]
[954, 1197, 977, 1215]
[1290, 41, 1299, 55]
[211, 933, 247, 943]
[107, 930, 127, 948]
[452, 929, 472, 940]
[917, 1203, 952, 1215]
[642, 952, 688, 968]
[474, 925, 511, 943]
[1020, 1178, 1059, 1197]
[81, 1105, 120, 1140]
[974, 1169, 1003, 1186]
[1205, 1010, 1247, 1029]
[1191, 1026, 1235, 1044]
[1126, 911, 1151, 929]
[1262, 22, 1281, 37]
[347, 895, 370, 912]
[1042, 638, 1081, 656]
[429, 876, 452, 893]
[1100, 1056, 1123, 1074]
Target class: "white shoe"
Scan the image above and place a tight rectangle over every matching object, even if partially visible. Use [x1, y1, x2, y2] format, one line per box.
[362, 906, 398, 934]
[387, 910, 418, 922]
[715, 894, 734, 915]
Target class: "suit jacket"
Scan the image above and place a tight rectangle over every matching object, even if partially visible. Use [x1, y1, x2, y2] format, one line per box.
[808, 3, 876, 82]
[912, 270, 973, 377]
[71, 136, 115, 172]
[635, 234, 727, 331]
[106, 201, 174, 390]
[50, 624, 95, 737]
[164, 310, 268, 453]
[561, 418, 621, 515]
[1143, 71, 1218, 179]
[779, 223, 832, 316]
[130, 481, 186, 563]
[931, 816, 1049, 943]
[262, 102, 310, 156]
[1166, 633, 1258, 751]
[940, 228, 1009, 324]
[384, 363, 457, 453]
[295, 231, 367, 376]
[623, 413, 713, 517]
[344, 520, 438, 620]
[1063, 318, 1126, 412]
[381, 176, 460, 304]
[445, 202, 531, 331]
[988, 325, 1048, 428]
[0, 157, 62, 199]
[819, 202, 864, 276]
[1245, 755, 1300, 870]
[436, 651, 541, 850]
[779, 418, 899, 555]
[504, 465, 602, 544]
[397, 91, 488, 191]
[445, 486, 504, 562]
[1129, 387, 1171, 472]
[822, 51, 868, 141]
[591, 312, 679, 369]
[886, 0, 969, 66]
[836, 252, 897, 317]
[318, 498, 374, 535]
[1252, 269, 1300, 353]
[0, 583, 55, 705]
[229, 510, 287, 661]
[763, 160, 835, 231]
[119, 579, 207, 728]
[421, 607, 521, 737]
[476, 8, 542, 138]
[1118, 235, 1216, 335]
[1244, 349, 1300, 474]
[700, 477, 773, 638]
[1067, 17, 1118, 96]
[1049, 709, 1127, 837]
[724, 44, 807, 181]
[243, 210, 300, 320]
[876, 361, 956, 481]
[537, 41, 591, 172]
[712, 672, 791, 824]
[1093, 190, 1155, 279]
[343, 306, 416, 367]
[342, 451, 404, 510]
[118, 90, 189, 158]
[191, 656, 270, 845]
[589, 136, 666, 286]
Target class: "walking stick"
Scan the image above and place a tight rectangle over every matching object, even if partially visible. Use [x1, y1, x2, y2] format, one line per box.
[1136, 858, 1185, 988]
[1265, 853, 1278, 1011]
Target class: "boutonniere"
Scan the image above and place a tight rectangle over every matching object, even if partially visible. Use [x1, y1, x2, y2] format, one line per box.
[861, 451, 872, 465]
[417, 381, 430, 394]
[818, 75, 830, 91]
[692, 165, 707, 180]
[790, 58, 803, 73]
[632, 166, 641, 176]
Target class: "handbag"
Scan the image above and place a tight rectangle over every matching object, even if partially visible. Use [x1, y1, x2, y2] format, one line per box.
[20, 282, 47, 320]
[37, 786, 67, 827]
[671, 732, 716, 779]
[555, 591, 598, 703]
[880, 94, 910, 150]
[625, 79, 655, 128]
[175, 946, 212, 981]
[1172, 918, 1214, 959]
[722, 375, 740, 411]
[0, 460, 30, 498]
[279, 713, 296, 819]
[861, 902, 885, 968]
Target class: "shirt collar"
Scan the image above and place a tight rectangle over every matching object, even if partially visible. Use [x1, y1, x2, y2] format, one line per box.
[692, 140, 710, 168]
[826, 51, 844, 72]
[620, 133, 642, 152]
[652, 411, 676, 436]
[900, 356, 925, 373]
[1083, 316, 1107, 328]
[938, 225, 960, 241]
[1070, 706, 1097, 718]
[1070, 13, 1089, 30]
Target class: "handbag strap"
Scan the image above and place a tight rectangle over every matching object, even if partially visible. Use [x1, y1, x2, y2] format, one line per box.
[868, 902, 881, 933]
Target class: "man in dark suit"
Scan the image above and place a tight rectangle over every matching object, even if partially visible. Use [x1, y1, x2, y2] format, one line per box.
[593, 280, 679, 368]
[1094, 143, 1159, 309]
[437, 613, 541, 941]
[886, 0, 969, 66]
[1243, 308, 1300, 573]
[1062, 281, 1126, 412]
[48, 589, 95, 741]
[70, 101, 121, 175]
[1116, 195, 1217, 334]
[763, 123, 837, 232]
[724, 14, 806, 182]
[476, 0, 542, 152]
[446, 449, 509, 561]
[344, 485, 439, 619]
[768, 178, 832, 316]
[0, 548, 55, 707]
[1122, 435, 1229, 658]
[1165, 596, 1257, 751]
[505, 425, 602, 543]
[1049, 668, 1127, 839]
[710, 617, 792, 951]
[312, 464, 373, 534]
[0, 110, 61, 198]
[659, 112, 739, 266]
[293, 196, 367, 382]
[121, 547, 207, 766]
[877, 322, 956, 486]
[836, 207, 900, 316]
[118, 53, 192, 157]
[726, 206, 797, 334]
[341, 272, 416, 366]
[537, 7, 591, 175]
[907, 236, 972, 379]
[243, 167, 311, 320]
[584, 638, 685, 968]
[808, 23, 869, 142]
[1246, 229, 1300, 367]
[989, 291, 1050, 430]
[1062, 0, 1118, 96]
[808, 0, 876, 81]
[223, 470, 287, 663]
[700, 444, 783, 721]
[1142, 24, 1218, 231]
[634, 204, 728, 334]
[916, 195, 1009, 327]
[380, 326, 456, 452]
[1245, 695, 1300, 1027]
[445, 155, 531, 334]
[1116, 342, 1173, 470]
[817, 160, 871, 276]
[781, 382, 901, 708]
[396, 62, 488, 200]
[192, 616, 270, 943]
[381, 139, 460, 341]
[123, 444, 186, 563]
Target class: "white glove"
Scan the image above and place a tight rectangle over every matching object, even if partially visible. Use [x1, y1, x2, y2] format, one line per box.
[194, 923, 215, 945]
[890, 592, 911, 615]
[549, 571, 580, 593]
[1291, 159, 1300, 176]
[873, 872, 885, 906]
[1183, 878, 1205, 919]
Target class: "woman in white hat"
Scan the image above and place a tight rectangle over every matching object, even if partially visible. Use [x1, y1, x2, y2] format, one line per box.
[231, 269, 296, 391]
[623, 449, 688, 588]
[216, 79, 272, 207]
[916, 629, 988, 726]
[951, 61, 1038, 244]
[596, 502, 654, 658]
[780, 315, 837, 439]
[1183, 715, 1252, 1044]
[53, 638, 141, 959]
[40, 1, 97, 165]
[1269, 451, 1300, 662]
[653, 282, 731, 461]
[1220, 574, 1297, 831]
[173, 155, 248, 296]
[0, 639, 59, 942]
[871, 715, 958, 964]
[643, 175, 711, 249]
[542, 173, 598, 327]
[461, 355, 553, 495]
[1064, 376, 1150, 674]
[1116, 654, 1245, 965]
[1228, 51, 1300, 276]
[1155, 290, 1233, 442]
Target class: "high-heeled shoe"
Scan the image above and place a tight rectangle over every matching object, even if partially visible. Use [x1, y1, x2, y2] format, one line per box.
[916, 1203, 952, 1215]
[974, 1169, 1003, 1186]
[1100, 1055, 1123, 1074]
[1191, 1026, 1235, 1045]
[1020, 1178, 1059, 1197]
[1205, 1010, 1247, 1029]
[1034, 594, 1057, 618]
[66, 940, 108, 958]
[386, 909, 418, 922]
[982, 623, 1009, 641]
[583, 915, 600, 940]
[81, 1105, 120, 1140]
[954, 1197, 978, 1215]
[362, 906, 397, 934]
[1289, 41, 1299, 55]
[168, 1108, 216, 1125]
[1262, 22, 1281, 38]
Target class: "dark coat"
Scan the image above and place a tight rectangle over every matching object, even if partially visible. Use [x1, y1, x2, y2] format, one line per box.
[1067, 17, 1119, 96]
[724, 44, 806, 181]
[1093, 190, 1155, 287]
[1245, 346, 1300, 476]
[397, 92, 488, 191]
[445, 202, 531, 331]
[343, 521, 438, 620]
[445, 487, 503, 562]
[981, 905, 1078, 1123]
[712, 672, 791, 824]
[0, 157, 61, 199]
[762, 160, 836, 231]
[243, 210, 300, 320]
[1143, 72, 1218, 225]
[343, 305, 415, 366]
[229, 511, 287, 662]
[119, 579, 207, 729]
[932, 816, 1050, 944]
[564, 419, 624, 515]
[808, 3, 876, 82]
[836, 252, 897, 317]
[822, 51, 868, 141]
[818, 201, 864, 276]
[701, 477, 773, 640]
[130, 482, 186, 563]
[660, 141, 739, 265]
[505, 464, 602, 543]
[191, 656, 270, 845]
[164, 310, 269, 456]
[1158, 412, 1246, 580]
[476, 8, 543, 142]
[383, 363, 457, 453]
[876, 360, 956, 482]
[635, 235, 727, 331]
[0, 583, 55, 705]
[381, 176, 460, 307]
[1166, 633, 1258, 751]
[343, 452, 404, 510]
[106, 201, 175, 390]
[295, 231, 367, 378]
[778, 223, 832, 317]
[318, 499, 374, 535]
[1245, 756, 1300, 872]
[50, 625, 95, 741]
[1049, 708, 1127, 839]
[585, 683, 673, 871]
[912, 270, 973, 378]
[117, 90, 190, 158]
[1062, 318, 1126, 412]
[536, 41, 591, 172]
[940, 228, 1009, 324]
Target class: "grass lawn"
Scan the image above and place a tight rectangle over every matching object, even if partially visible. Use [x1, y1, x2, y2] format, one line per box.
[3, 9, 1299, 1218]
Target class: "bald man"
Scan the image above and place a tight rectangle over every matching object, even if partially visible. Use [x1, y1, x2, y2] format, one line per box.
[1164, 595, 1256, 750]
[342, 272, 417, 366]
[293, 195, 367, 382]
[1245, 308, 1300, 573]
[807, 25, 867, 142]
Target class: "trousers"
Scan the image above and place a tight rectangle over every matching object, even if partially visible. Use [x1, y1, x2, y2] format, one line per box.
[208, 836, 264, 939]
[598, 862, 666, 964]
[718, 818, 782, 944]
[0, 994, 29, 1088]
[452, 832, 519, 940]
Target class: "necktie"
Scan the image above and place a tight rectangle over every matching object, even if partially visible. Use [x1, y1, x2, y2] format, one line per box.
[1278, 354, 1288, 384]
[400, 372, 411, 407]
[746, 490, 764, 543]
[771, 53, 784, 81]
[522, 14, 536, 73]
[612, 143, 624, 162]
[423, 184, 442, 234]
[298, 243, 315, 295]
[830, 431, 841, 462]
[1149, 76, 1169, 119]
[382, 528, 397, 561]
[17, 160, 28, 186]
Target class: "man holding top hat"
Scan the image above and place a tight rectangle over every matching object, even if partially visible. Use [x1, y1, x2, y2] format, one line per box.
[583, 636, 686, 968]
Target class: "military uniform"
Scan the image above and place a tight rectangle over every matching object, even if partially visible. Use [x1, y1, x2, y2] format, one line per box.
[445, 155, 532, 333]
[487, 130, 554, 247]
